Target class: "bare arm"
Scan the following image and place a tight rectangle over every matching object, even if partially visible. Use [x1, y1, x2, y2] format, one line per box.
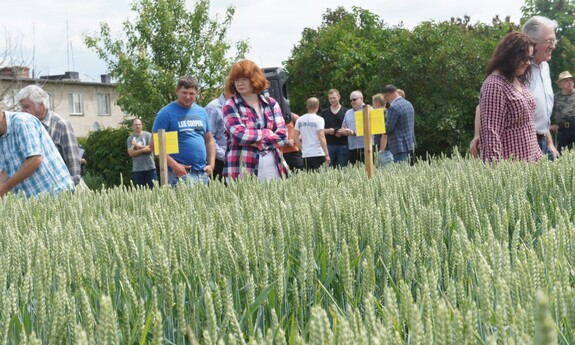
[470, 105, 480, 158]
[318, 130, 331, 165]
[0, 155, 42, 197]
[203, 132, 216, 175]
[294, 129, 302, 151]
[379, 134, 388, 152]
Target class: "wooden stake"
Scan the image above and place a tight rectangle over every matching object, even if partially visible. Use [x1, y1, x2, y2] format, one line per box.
[158, 129, 168, 186]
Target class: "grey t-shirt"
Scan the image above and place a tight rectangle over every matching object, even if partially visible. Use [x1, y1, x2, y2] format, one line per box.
[127, 132, 156, 172]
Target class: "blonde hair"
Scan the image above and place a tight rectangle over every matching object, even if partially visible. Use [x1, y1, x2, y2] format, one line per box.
[306, 97, 320, 112]
[372, 93, 386, 107]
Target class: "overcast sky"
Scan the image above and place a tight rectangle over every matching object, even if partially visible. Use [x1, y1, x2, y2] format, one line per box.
[3, 0, 525, 82]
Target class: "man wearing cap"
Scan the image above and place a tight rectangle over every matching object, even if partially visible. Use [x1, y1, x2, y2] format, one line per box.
[551, 71, 575, 153]
[381, 84, 415, 163]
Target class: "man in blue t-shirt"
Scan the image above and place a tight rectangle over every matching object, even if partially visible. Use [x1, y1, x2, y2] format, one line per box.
[152, 76, 215, 186]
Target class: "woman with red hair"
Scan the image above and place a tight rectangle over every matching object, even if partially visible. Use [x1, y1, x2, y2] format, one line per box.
[223, 60, 288, 181]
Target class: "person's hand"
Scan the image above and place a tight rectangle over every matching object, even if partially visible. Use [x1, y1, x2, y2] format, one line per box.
[286, 139, 294, 146]
[325, 155, 331, 166]
[173, 163, 190, 177]
[334, 129, 343, 138]
[549, 144, 560, 158]
[203, 164, 214, 176]
[550, 124, 559, 134]
[469, 136, 480, 158]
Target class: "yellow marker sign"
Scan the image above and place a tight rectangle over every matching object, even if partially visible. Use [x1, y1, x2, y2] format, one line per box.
[153, 131, 180, 155]
[355, 108, 386, 136]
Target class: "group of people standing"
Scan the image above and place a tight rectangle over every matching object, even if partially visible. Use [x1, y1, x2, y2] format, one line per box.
[135, 59, 417, 187]
[470, 15, 575, 163]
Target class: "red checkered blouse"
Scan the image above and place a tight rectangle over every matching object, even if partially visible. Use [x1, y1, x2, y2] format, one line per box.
[223, 94, 289, 179]
[479, 74, 543, 163]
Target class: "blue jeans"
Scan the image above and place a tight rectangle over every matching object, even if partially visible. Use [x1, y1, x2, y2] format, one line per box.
[537, 135, 555, 161]
[378, 150, 393, 167]
[393, 151, 410, 163]
[168, 169, 209, 187]
[133, 169, 158, 188]
[328, 144, 349, 168]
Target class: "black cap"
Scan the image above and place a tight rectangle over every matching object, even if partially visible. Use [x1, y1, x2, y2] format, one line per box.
[382, 84, 397, 94]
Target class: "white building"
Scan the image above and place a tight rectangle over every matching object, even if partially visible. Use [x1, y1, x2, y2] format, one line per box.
[0, 66, 125, 137]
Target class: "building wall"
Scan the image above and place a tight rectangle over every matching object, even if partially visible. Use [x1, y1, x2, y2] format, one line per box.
[0, 77, 125, 137]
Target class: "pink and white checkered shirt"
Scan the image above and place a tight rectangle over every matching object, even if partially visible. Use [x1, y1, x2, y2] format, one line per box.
[479, 74, 543, 163]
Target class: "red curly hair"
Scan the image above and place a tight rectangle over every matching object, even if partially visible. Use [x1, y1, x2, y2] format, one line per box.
[225, 59, 269, 95]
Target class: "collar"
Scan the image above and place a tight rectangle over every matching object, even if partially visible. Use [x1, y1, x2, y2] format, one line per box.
[40, 110, 53, 127]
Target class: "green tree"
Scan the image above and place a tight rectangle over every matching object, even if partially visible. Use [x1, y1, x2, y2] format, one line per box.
[521, 0, 575, 83]
[286, 7, 518, 156]
[285, 7, 395, 114]
[84, 0, 249, 129]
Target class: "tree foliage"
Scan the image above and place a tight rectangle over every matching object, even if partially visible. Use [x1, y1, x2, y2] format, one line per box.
[84, 0, 248, 129]
[285, 8, 518, 156]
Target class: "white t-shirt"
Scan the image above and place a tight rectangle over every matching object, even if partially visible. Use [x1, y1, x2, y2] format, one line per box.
[295, 113, 325, 158]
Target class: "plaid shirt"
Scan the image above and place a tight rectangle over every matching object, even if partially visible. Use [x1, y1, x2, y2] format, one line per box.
[479, 74, 543, 162]
[386, 97, 415, 155]
[42, 110, 81, 184]
[223, 94, 288, 179]
[0, 112, 73, 197]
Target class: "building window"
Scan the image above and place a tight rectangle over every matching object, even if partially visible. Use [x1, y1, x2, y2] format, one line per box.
[68, 93, 83, 115]
[3, 90, 17, 111]
[48, 92, 55, 111]
[97, 93, 111, 116]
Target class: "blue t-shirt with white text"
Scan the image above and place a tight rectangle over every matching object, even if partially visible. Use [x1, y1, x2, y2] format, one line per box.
[152, 102, 211, 171]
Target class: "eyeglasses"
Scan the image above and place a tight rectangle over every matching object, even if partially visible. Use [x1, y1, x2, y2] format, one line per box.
[234, 78, 249, 85]
[350, 98, 358, 102]
[539, 38, 558, 46]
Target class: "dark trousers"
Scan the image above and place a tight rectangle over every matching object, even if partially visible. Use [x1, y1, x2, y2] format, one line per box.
[557, 127, 575, 153]
[303, 156, 326, 171]
[212, 159, 224, 181]
[348, 147, 374, 165]
[133, 169, 158, 188]
[283, 151, 304, 171]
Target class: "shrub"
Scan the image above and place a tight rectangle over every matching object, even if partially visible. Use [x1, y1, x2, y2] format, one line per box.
[83, 126, 132, 187]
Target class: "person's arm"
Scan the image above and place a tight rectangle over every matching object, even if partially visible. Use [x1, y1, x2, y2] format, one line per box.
[224, 99, 274, 148]
[479, 81, 505, 162]
[469, 105, 480, 158]
[58, 121, 82, 183]
[379, 134, 388, 152]
[294, 128, 302, 151]
[203, 132, 216, 175]
[128, 140, 152, 157]
[258, 99, 287, 150]
[546, 132, 559, 157]
[0, 155, 42, 197]
[206, 105, 227, 160]
[318, 129, 331, 166]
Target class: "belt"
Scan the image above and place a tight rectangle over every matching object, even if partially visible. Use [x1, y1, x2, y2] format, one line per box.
[559, 122, 575, 129]
[185, 167, 204, 173]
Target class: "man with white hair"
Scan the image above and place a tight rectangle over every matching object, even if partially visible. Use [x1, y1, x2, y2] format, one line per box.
[522, 15, 559, 159]
[16, 85, 82, 184]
